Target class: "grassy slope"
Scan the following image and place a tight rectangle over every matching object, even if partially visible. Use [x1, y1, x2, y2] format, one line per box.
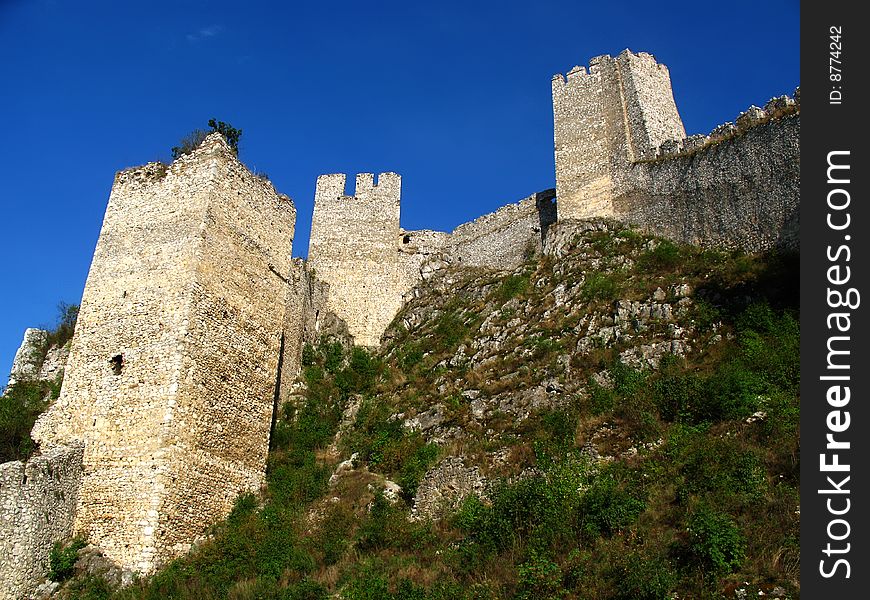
[60, 222, 800, 600]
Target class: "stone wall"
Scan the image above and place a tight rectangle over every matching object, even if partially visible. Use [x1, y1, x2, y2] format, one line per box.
[614, 113, 799, 251]
[443, 189, 556, 268]
[552, 50, 685, 220]
[308, 173, 404, 347]
[278, 260, 350, 405]
[31, 133, 296, 573]
[307, 174, 558, 349]
[552, 49, 799, 251]
[0, 443, 84, 600]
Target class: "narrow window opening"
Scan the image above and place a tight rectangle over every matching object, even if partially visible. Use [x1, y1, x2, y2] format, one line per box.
[402, 235, 411, 244]
[110, 354, 124, 375]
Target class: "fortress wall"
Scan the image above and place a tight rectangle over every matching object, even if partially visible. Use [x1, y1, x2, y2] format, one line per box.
[308, 173, 403, 347]
[553, 50, 799, 252]
[279, 259, 345, 405]
[32, 153, 210, 572]
[613, 113, 799, 252]
[397, 230, 450, 298]
[32, 134, 296, 573]
[614, 51, 685, 158]
[552, 59, 617, 219]
[0, 443, 84, 600]
[154, 140, 295, 566]
[445, 190, 557, 269]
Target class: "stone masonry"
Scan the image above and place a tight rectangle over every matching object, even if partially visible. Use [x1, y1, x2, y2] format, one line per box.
[31, 133, 296, 574]
[552, 49, 799, 251]
[553, 50, 685, 220]
[0, 444, 83, 600]
[2, 48, 800, 594]
[307, 173, 404, 348]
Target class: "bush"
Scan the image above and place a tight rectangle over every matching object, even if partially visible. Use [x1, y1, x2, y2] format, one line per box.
[49, 537, 86, 581]
[0, 380, 56, 461]
[208, 118, 242, 154]
[580, 272, 619, 302]
[613, 553, 675, 600]
[170, 129, 209, 159]
[516, 552, 565, 600]
[636, 239, 682, 271]
[45, 301, 79, 349]
[684, 506, 745, 577]
[578, 474, 646, 539]
[301, 343, 317, 367]
[398, 341, 424, 372]
[496, 273, 529, 302]
[64, 575, 112, 600]
[671, 435, 766, 507]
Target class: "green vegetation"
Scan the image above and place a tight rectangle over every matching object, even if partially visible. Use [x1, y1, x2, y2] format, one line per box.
[171, 118, 242, 159]
[46, 301, 79, 349]
[49, 537, 87, 582]
[0, 302, 74, 461]
[54, 226, 800, 599]
[0, 379, 59, 461]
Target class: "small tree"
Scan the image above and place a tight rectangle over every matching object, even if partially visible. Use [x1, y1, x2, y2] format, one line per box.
[208, 118, 242, 154]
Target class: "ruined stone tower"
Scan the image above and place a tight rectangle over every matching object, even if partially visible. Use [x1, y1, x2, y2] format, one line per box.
[307, 173, 404, 347]
[552, 50, 685, 220]
[32, 133, 296, 573]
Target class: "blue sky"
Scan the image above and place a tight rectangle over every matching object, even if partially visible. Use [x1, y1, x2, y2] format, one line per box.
[0, 0, 799, 386]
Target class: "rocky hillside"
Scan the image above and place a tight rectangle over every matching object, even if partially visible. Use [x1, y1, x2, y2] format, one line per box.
[54, 221, 800, 600]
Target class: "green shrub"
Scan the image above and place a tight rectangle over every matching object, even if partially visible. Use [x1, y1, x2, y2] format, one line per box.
[613, 553, 675, 600]
[398, 443, 440, 501]
[49, 537, 86, 581]
[516, 552, 565, 600]
[0, 380, 55, 461]
[335, 348, 383, 398]
[207, 118, 242, 154]
[580, 272, 619, 302]
[578, 474, 646, 539]
[282, 580, 330, 600]
[301, 343, 317, 367]
[684, 505, 745, 577]
[636, 239, 682, 271]
[398, 342, 424, 372]
[672, 435, 766, 507]
[45, 301, 79, 349]
[433, 310, 474, 351]
[496, 273, 529, 302]
[64, 575, 112, 600]
[315, 504, 354, 565]
[588, 379, 616, 415]
[172, 119, 242, 159]
[321, 340, 345, 374]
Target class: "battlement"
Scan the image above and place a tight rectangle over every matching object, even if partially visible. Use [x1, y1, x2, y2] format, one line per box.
[314, 172, 402, 205]
[641, 89, 800, 162]
[308, 172, 403, 347]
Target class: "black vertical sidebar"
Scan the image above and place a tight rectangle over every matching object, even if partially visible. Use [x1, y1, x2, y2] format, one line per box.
[801, 1, 869, 596]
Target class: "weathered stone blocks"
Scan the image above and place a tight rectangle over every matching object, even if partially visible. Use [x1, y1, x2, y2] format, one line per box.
[31, 133, 296, 574]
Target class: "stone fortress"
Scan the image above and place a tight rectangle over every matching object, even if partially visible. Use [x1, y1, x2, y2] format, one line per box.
[0, 49, 799, 598]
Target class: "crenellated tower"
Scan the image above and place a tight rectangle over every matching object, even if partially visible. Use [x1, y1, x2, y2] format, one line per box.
[552, 49, 685, 219]
[307, 172, 404, 347]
